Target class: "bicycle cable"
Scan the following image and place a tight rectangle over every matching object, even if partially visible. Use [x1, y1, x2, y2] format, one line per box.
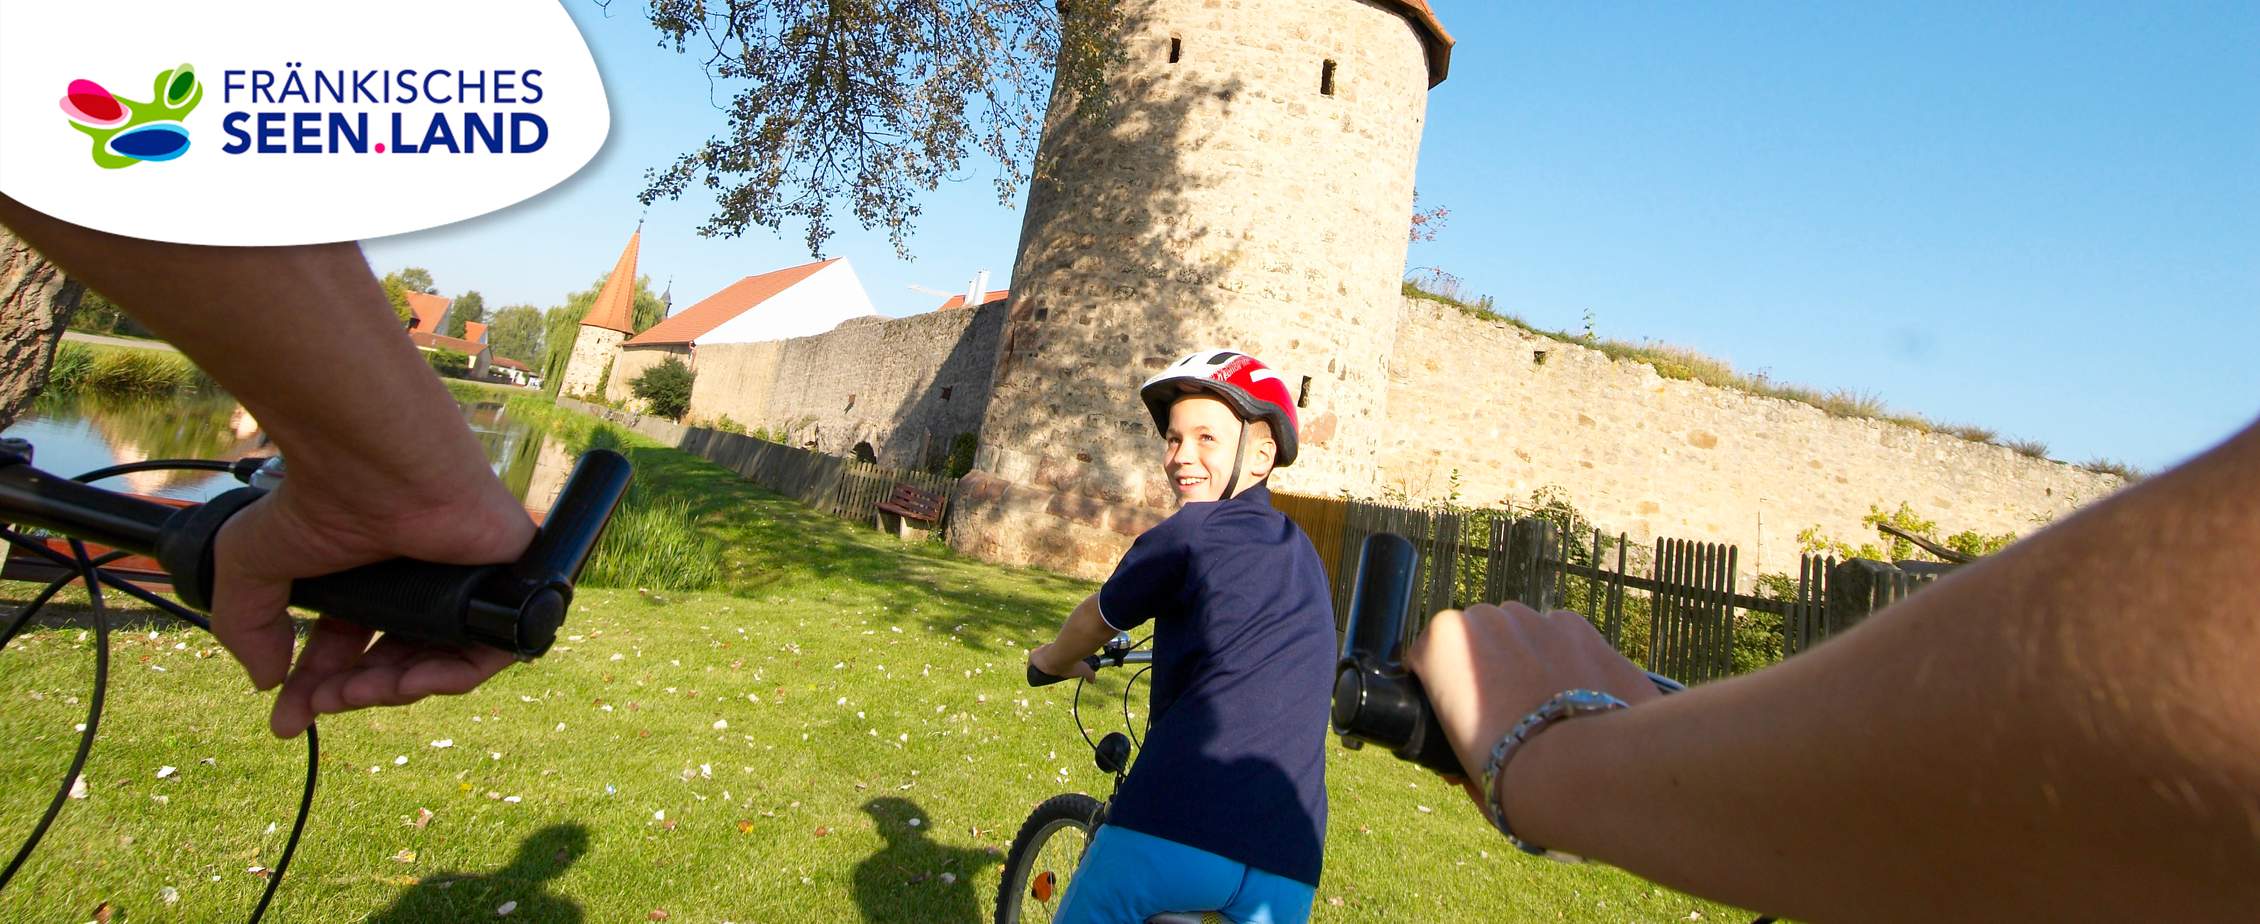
[0, 460, 316, 924]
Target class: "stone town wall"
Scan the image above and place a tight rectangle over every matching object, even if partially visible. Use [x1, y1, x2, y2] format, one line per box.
[663, 301, 1007, 469]
[1379, 297, 2123, 573]
[954, 0, 1437, 578]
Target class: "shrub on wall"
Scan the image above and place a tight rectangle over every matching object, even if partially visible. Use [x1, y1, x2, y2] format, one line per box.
[630, 356, 695, 420]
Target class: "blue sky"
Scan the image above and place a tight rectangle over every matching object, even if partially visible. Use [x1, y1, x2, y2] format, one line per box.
[364, 1, 2258, 472]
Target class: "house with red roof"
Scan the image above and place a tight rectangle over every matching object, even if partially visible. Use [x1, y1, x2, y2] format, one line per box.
[604, 257, 876, 402]
[399, 290, 492, 379]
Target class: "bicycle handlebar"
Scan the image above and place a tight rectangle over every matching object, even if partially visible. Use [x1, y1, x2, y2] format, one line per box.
[1024, 644, 1152, 687]
[0, 446, 631, 660]
[1331, 532, 1683, 776]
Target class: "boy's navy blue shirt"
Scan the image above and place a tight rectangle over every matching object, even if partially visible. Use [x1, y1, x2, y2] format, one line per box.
[1096, 482, 1336, 886]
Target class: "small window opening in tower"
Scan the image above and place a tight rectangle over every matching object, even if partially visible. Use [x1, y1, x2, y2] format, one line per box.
[940, 386, 954, 401]
[1321, 60, 1337, 96]
[1297, 376, 1313, 409]
[1169, 37, 1182, 64]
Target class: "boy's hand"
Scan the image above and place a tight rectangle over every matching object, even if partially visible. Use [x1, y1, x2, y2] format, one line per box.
[1028, 641, 1098, 682]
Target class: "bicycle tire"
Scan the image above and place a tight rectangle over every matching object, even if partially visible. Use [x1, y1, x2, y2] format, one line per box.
[994, 792, 1104, 924]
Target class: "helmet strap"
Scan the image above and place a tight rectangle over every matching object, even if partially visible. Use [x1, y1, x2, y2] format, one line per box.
[1218, 418, 1247, 500]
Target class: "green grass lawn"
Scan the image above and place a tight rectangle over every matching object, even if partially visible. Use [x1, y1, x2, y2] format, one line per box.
[0, 408, 1748, 922]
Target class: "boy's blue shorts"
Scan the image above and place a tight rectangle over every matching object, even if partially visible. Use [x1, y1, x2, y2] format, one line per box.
[1053, 823, 1316, 924]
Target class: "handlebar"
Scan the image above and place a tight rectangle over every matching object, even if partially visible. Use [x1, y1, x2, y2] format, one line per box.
[0, 446, 631, 660]
[1024, 638, 1153, 687]
[1331, 532, 1682, 776]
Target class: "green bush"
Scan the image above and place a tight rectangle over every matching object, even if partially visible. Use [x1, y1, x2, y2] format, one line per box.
[84, 347, 204, 395]
[425, 348, 470, 379]
[45, 342, 95, 392]
[629, 356, 695, 420]
[577, 488, 722, 592]
[710, 414, 748, 435]
[944, 432, 978, 478]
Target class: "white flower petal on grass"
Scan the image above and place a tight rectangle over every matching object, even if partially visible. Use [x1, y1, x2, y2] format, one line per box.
[393, 755, 409, 766]
[713, 719, 728, 730]
[159, 886, 179, 904]
[68, 775, 88, 799]
[431, 739, 454, 749]
[503, 796, 522, 804]
[157, 766, 177, 779]
[653, 809, 666, 821]
[555, 723, 567, 732]
[497, 900, 518, 916]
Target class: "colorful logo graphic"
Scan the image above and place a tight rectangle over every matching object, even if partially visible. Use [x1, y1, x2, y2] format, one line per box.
[59, 63, 202, 168]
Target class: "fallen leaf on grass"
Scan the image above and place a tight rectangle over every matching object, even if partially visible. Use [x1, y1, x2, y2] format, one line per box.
[391, 849, 417, 864]
[736, 819, 754, 834]
[90, 900, 113, 923]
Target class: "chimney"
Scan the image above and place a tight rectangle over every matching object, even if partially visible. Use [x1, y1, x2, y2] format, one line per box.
[966, 270, 990, 307]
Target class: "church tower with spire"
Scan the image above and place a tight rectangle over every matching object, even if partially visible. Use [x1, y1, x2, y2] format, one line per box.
[558, 227, 641, 399]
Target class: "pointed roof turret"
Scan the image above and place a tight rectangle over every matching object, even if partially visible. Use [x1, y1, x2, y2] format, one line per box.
[580, 229, 641, 335]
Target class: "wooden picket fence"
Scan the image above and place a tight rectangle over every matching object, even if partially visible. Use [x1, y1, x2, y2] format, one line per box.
[1271, 491, 1949, 684]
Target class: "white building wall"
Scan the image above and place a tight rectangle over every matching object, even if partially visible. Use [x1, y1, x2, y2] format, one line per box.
[698, 260, 879, 345]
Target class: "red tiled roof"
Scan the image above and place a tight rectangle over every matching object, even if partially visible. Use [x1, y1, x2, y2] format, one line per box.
[936, 289, 1010, 311]
[1380, 0, 1454, 86]
[409, 330, 488, 355]
[491, 356, 530, 372]
[462, 321, 489, 344]
[624, 258, 838, 346]
[581, 230, 642, 334]
[402, 290, 451, 333]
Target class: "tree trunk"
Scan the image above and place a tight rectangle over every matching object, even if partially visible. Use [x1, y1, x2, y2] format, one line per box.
[0, 226, 82, 430]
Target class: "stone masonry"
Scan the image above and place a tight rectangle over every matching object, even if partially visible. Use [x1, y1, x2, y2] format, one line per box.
[558, 325, 624, 399]
[951, 0, 1446, 578]
[634, 300, 1007, 469]
[1382, 297, 2121, 573]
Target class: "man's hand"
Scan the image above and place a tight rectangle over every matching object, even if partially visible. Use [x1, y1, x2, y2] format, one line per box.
[1027, 641, 1098, 683]
[210, 468, 535, 739]
[1406, 603, 1661, 812]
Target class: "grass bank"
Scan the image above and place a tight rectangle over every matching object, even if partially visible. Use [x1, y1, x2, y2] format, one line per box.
[0, 401, 1746, 922]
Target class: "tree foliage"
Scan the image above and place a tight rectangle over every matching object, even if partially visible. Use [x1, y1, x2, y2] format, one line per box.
[445, 290, 487, 338]
[629, 357, 693, 420]
[487, 304, 546, 364]
[389, 267, 437, 294]
[380, 276, 414, 325]
[628, 0, 1123, 255]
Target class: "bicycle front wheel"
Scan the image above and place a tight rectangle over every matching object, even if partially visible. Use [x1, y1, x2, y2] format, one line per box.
[994, 792, 1104, 924]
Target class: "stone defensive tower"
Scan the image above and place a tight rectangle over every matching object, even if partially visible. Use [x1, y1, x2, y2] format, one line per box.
[952, 0, 1453, 577]
[558, 228, 641, 398]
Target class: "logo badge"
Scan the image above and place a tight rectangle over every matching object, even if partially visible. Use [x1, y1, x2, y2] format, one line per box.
[60, 63, 201, 168]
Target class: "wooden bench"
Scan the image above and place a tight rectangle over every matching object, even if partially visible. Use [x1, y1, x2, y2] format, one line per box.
[875, 483, 946, 540]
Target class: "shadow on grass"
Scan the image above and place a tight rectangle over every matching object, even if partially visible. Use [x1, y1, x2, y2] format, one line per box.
[530, 413, 1095, 652]
[853, 797, 1000, 924]
[366, 823, 589, 923]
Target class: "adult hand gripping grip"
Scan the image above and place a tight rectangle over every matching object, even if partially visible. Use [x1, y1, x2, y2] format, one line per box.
[156, 450, 632, 660]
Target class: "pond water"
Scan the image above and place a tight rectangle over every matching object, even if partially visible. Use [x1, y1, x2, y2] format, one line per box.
[1, 388, 575, 514]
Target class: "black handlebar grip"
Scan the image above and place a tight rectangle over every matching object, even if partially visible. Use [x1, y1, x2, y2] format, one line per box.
[286, 559, 508, 649]
[1332, 533, 1468, 775]
[155, 450, 631, 660]
[1025, 654, 1104, 687]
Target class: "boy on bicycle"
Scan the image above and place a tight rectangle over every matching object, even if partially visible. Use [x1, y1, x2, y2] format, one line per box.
[1029, 350, 1336, 924]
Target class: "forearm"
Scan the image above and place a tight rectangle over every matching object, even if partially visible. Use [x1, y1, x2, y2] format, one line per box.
[1051, 593, 1117, 657]
[1512, 418, 2260, 921]
[0, 197, 488, 496]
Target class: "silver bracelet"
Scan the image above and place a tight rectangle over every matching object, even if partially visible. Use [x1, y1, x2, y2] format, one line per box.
[1480, 688, 1628, 863]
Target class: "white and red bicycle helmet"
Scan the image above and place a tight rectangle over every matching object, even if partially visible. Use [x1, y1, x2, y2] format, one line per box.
[1139, 350, 1300, 468]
